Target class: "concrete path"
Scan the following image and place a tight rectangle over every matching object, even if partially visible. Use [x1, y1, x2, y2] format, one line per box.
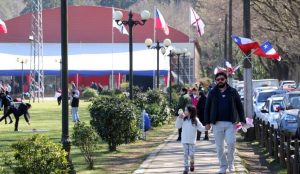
[134, 131, 247, 174]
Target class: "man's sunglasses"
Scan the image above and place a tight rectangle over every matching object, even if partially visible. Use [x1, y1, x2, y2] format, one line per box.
[216, 77, 225, 82]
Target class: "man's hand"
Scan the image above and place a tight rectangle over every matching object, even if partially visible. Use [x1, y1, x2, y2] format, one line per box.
[205, 124, 211, 130]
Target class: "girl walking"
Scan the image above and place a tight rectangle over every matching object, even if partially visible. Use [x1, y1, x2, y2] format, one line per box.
[176, 105, 206, 174]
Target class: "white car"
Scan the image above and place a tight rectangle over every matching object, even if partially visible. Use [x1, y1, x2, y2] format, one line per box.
[253, 89, 286, 119]
[279, 80, 296, 89]
[260, 95, 284, 129]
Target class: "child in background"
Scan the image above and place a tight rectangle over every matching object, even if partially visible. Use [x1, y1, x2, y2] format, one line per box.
[175, 105, 206, 174]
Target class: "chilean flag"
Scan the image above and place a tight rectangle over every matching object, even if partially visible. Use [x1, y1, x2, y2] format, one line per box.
[0, 19, 7, 34]
[232, 36, 259, 54]
[253, 41, 281, 61]
[155, 8, 169, 35]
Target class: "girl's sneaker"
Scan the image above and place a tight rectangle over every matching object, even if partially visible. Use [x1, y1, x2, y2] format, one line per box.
[183, 167, 189, 174]
[190, 162, 194, 172]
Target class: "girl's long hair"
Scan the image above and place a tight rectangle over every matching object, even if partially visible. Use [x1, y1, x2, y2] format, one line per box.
[184, 105, 197, 126]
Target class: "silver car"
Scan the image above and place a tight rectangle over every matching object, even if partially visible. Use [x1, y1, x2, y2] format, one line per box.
[278, 92, 300, 135]
[260, 95, 284, 129]
[278, 109, 299, 135]
[253, 89, 286, 119]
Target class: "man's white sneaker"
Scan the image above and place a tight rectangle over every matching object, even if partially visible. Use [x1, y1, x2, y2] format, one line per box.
[217, 168, 227, 174]
[228, 165, 235, 173]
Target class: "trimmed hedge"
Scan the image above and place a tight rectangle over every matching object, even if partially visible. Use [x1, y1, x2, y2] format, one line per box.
[89, 95, 140, 151]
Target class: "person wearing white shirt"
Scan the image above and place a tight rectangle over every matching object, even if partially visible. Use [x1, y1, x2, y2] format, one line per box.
[176, 105, 206, 174]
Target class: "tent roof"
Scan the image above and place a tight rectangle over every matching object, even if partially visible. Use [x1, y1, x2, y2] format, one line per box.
[0, 6, 189, 43]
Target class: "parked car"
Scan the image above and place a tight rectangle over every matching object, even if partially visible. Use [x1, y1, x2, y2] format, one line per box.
[282, 84, 297, 92]
[253, 86, 278, 101]
[277, 91, 300, 135]
[253, 89, 286, 119]
[297, 110, 300, 138]
[260, 95, 284, 129]
[282, 91, 300, 110]
[279, 80, 296, 89]
[278, 109, 299, 136]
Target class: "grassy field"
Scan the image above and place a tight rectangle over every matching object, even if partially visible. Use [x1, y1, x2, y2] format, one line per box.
[0, 100, 176, 174]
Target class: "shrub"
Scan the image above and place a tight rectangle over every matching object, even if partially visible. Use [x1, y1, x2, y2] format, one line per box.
[72, 122, 99, 169]
[99, 90, 114, 96]
[82, 87, 98, 100]
[0, 167, 8, 174]
[120, 82, 129, 90]
[100, 89, 123, 96]
[132, 91, 147, 111]
[89, 96, 140, 151]
[3, 134, 69, 174]
[146, 89, 162, 104]
[167, 84, 183, 93]
[144, 89, 172, 127]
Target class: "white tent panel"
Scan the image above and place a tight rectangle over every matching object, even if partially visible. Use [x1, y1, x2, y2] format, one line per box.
[0, 43, 169, 76]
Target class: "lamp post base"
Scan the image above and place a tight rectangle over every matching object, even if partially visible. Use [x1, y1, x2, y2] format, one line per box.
[62, 137, 76, 174]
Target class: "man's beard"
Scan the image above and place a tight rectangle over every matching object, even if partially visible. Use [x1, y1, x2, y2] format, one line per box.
[217, 83, 226, 88]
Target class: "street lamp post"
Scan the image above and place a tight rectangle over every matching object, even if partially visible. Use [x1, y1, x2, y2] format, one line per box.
[175, 49, 182, 85]
[174, 48, 188, 85]
[61, 0, 75, 172]
[28, 35, 34, 102]
[167, 49, 175, 106]
[114, 10, 150, 100]
[17, 57, 28, 100]
[145, 38, 171, 89]
[181, 48, 191, 85]
[55, 57, 62, 92]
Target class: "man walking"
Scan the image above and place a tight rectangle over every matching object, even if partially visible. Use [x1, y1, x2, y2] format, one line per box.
[0, 103, 31, 131]
[204, 72, 245, 173]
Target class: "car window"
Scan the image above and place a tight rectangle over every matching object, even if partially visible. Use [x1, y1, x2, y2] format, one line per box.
[271, 100, 283, 112]
[257, 92, 275, 102]
[288, 96, 300, 109]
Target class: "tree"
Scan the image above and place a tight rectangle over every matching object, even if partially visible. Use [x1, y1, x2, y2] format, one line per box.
[21, 0, 60, 15]
[252, 0, 300, 81]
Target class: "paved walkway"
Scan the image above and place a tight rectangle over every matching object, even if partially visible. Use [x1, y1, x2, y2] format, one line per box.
[134, 131, 247, 174]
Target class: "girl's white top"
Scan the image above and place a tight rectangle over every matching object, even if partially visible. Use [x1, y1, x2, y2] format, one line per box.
[175, 116, 205, 144]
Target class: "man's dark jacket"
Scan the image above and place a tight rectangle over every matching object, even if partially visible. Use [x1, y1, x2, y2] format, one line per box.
[204, 85, 245, 125]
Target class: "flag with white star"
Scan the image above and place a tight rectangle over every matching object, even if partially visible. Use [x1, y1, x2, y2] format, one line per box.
[231, 35, 259, 54]
[253, 41, 281, 61]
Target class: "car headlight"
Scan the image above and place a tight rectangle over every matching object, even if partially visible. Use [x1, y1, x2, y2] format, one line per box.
[284, 114, 297, 121]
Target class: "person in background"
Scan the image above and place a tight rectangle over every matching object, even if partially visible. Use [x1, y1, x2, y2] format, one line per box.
[190, 88, 199, 107]
[70, 83, 80, 122]
[176, 87, 192, 141]
[71, 91, 80, 122]
[56, 88, 62, 105]
[0, 91, 14, 124]
[196, 90, 208, 140]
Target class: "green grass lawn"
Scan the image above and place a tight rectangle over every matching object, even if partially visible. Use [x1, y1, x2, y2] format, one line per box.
[0, 100, 175, 174]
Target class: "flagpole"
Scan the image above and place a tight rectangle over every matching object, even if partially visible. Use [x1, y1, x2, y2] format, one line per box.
[111, 7, 115, 90]
[188, 6, 191, 85]
[153, 6, 156, 89]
